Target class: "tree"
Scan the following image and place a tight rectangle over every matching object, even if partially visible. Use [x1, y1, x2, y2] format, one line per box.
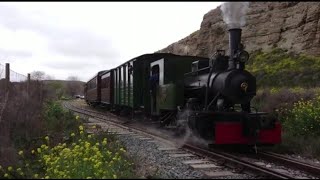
[45, 74, 55, 80]
[30, 71, 46, 81]
[45, 81, 65, 100]
[66, 75, 82, 97]
[67, 76, 79, 81]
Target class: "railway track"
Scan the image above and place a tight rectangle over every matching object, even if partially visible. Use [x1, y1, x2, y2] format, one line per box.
[183, 144, 294, 179]
[257, 152, 320, 177]
[63, 100, 320, 179]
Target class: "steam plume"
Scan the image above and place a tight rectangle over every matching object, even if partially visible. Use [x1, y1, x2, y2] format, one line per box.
[220, 2, 250, 29]
[174, 109, 210, 147]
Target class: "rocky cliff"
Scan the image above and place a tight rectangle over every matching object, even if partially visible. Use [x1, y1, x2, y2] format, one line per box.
[157, 2, 320, 57]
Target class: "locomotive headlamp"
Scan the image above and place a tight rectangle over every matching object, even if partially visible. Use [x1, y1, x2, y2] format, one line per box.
[238, 50, 250, 63]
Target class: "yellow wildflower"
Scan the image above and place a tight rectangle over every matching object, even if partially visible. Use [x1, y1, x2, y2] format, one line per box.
[79, 125, 84, 131]
[71, 133, 75, 137]
[18, 150, 23, 156]
[45, 136, 49, 141]
[102, 140, 107, 145]
[76, 115, 80, 120]
[80, 131, 84, 135]
[31, 150, 35, 154]
[88, 134, 92, 139]
[45, 176, 50, 179]
[0, 165, 2, 170]
[4, 173, 9, 178]
[113, 174, 117, 179]
[7, 166, 12, 171]
[34, 174, 39, 178]
[37, 148, 41, 153]
[87, 177, 92, 179]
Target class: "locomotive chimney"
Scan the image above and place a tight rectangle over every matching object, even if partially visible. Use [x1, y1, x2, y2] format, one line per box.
[228, 28, 242, 69]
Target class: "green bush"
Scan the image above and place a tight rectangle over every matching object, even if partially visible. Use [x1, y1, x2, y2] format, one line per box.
[278, 96, 320, 137]
[43, 101, 81, 138]
[247, 48, 320, 87]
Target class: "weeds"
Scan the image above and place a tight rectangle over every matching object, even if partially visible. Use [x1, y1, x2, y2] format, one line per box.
[0, 124, 135, 179]
[259, 90, 320, 158]
[278, 96, 320, 137]
[43, 101, 81, 138]
[272, 133, 320, 159]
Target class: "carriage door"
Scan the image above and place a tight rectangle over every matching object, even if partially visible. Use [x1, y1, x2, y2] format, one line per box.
[150, 59, 164, 115]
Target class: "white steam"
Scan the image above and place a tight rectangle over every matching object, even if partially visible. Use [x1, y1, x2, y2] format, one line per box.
[174, 109, 211, 148]
[220, 2, 250, 29]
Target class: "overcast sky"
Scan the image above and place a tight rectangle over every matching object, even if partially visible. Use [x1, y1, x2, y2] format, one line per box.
[0, 2, 222, 82]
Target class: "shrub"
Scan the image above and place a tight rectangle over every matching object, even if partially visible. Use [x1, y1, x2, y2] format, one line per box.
[247, 48, 320, 87]
[251, 87, 318, 113]
[43, 101, 81, 138]
[0, 126, 135, 179]
[278, 96, 320, 137]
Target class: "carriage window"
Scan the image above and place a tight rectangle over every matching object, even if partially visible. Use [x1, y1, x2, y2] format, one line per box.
[151, 65, 159, 75]
[101, 78, 107, 88]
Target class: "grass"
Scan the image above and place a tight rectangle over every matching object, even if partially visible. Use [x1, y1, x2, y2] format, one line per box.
[272, 133, 320, 159]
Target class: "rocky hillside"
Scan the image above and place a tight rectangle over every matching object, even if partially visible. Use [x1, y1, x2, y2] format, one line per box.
[157, 2, 320, 58]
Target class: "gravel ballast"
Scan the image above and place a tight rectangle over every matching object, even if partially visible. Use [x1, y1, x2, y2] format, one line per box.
[116, 133, 256, 179]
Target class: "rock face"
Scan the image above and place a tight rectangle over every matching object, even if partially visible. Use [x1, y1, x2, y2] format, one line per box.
[157, 2, 320, 57]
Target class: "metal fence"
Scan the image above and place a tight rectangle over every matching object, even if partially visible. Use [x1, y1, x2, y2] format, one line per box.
[10, 68, 27, 82]
[0, 63, 28, 83]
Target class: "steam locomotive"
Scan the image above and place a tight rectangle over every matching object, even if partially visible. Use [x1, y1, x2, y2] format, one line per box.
[85, 27, 281, 146]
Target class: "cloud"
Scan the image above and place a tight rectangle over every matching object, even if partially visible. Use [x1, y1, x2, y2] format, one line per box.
[0, 4, 118, 57]
[0, 48, 33, 58]
[0, 2, 223, 81]
[48, 30, 118, 59]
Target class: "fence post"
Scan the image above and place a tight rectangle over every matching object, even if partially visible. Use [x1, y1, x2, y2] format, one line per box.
[5, 63, 10, 92]
[27, 73, 31, 95]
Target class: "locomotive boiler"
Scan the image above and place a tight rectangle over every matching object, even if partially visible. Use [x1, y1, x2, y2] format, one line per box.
[183, 28, 281, 145]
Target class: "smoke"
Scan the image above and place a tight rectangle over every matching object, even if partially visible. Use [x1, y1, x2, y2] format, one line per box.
[220, 2, 250, 29]
[173, 109, 210, 148]
[175, 109, 191, 147]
